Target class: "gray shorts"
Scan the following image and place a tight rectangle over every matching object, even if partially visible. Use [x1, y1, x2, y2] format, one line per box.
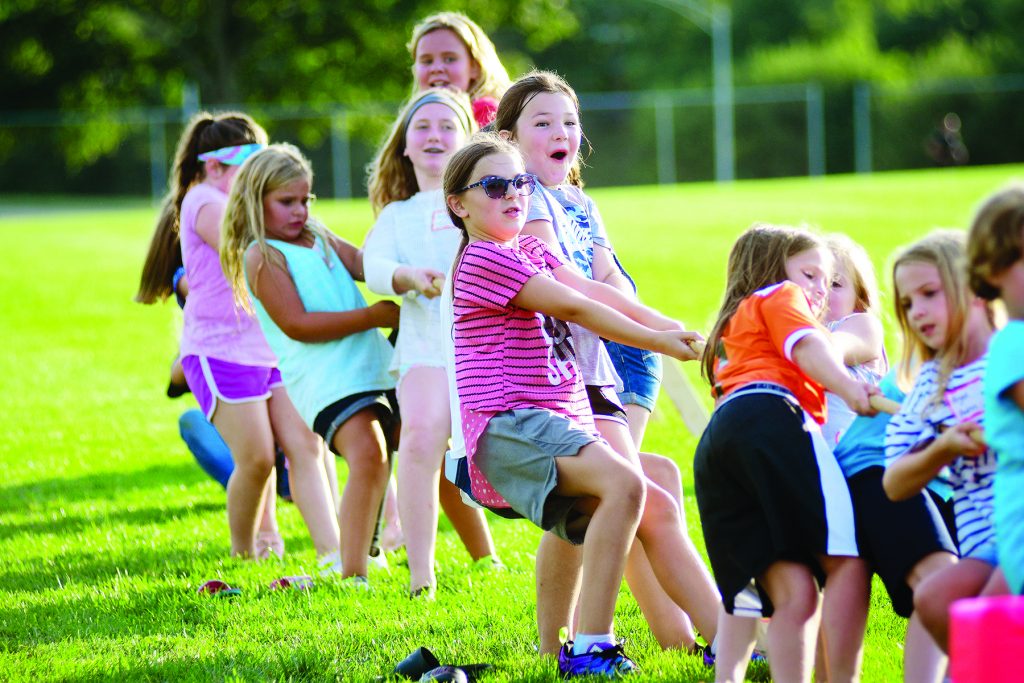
[475, 409, 601, 544]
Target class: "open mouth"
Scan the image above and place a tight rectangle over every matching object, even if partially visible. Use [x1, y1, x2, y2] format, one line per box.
[550, 151, 568, 161]
[429, 79, 451, 88]
[423, 146, 445, 154]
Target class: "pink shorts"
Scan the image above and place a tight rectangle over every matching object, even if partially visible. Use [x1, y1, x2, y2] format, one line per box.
[181, 355, 283, 420]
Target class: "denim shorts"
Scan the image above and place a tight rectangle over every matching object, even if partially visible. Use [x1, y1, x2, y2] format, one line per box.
[604, 341, 663, 412]
[313, 390, 395, 455]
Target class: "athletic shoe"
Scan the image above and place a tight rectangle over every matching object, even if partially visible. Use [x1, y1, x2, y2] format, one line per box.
[699, 644, 766, 667]
[409, 583, 436, 601]
[338, 575, 369, 591]
[557, 641, 637, 678]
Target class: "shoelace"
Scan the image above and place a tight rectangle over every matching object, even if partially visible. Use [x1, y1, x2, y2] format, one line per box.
[589, 643, 635, 674]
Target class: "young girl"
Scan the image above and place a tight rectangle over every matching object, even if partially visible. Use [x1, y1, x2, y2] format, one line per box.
[968, 182, 1024, 598]
[363, 88, 500, 597]
[169, 112, 339, 561]
[221, 143, 399, 584]
[443, 133, 706, 677]
[407, 11, 511, 128]
[883, 229, 1001, 652]
[820, 233, 959, 683]
[493, 70, 720, 655]
[694, 223, 876, 683]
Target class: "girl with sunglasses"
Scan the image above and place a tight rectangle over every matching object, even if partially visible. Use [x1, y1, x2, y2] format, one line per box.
[494, 70, 722, 658]
[363, 89, 501, 598]
[443, 133, 703, 677]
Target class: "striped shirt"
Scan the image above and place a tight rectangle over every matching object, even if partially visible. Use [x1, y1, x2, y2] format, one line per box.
[452, 235, 595, 505]
[884, 356, 996, 559]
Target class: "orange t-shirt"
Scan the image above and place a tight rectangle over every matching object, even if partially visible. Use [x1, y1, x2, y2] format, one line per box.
[714, 281, 830, 424]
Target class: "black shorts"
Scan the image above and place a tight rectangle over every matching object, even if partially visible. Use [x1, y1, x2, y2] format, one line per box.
[313, 390, 397, 456]
[848, 466, 957, 617]
[586, 385, 627, 425]
[694, 389, 857, 615]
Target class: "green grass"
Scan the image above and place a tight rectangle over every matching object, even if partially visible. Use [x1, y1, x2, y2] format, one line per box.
[1, 164, 1021, 681]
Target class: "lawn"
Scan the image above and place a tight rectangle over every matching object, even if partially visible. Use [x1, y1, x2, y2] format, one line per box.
[1, 164, 1020, 681]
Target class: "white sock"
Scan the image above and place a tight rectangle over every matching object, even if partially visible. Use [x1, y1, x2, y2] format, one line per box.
[709, 635, 718, 657]
[573, 632, 615, 655]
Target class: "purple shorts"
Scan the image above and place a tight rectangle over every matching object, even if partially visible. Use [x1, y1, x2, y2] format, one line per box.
[181, 355, 283, 419]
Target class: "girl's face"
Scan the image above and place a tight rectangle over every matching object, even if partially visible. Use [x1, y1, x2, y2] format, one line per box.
[895, 260, 948, 350]
[827, 258, 858, 323]
[512, 92, 581, 188]
[450, 152, 529, 245]
[413, 29, 480, 94]
[404, 102, 466, 181]
[263, 177, 313, 243]
[785, 247, 832, 318]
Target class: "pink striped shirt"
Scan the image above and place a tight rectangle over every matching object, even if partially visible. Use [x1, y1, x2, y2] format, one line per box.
[452, 235, 595, 506]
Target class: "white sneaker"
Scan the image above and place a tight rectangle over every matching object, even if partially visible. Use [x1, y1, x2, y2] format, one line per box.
[317, 550, 343, 577]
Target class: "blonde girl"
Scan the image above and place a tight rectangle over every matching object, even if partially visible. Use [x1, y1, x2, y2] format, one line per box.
[883, 230, 1002, 653]
[492, 70, 720, 655]
[220, 144, 398, 583]
[170, 112, 339, 561]
[363, 89, 500, 597]
[695, 223, 876, 683]
[407, 11, 511, 127]
[443, 133, 704, 677]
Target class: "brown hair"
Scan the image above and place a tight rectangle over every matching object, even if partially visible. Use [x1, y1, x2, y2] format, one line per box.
[366, 88, 476, 215]
[702, 223, 825, 386]
[135, 111, 267, 304]
[493, 70, 590, 188]
[967, 181, 1024, 300]
[443, 132, 521, 270]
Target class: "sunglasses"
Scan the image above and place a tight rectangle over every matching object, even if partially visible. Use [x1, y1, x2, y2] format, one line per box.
[456, 173, 536, 199]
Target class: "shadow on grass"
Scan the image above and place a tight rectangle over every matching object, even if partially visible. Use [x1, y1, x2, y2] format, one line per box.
[0, 462, 210, 515]
[0, 499, 223, 542]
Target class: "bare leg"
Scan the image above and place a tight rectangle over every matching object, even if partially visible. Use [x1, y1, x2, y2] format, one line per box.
[759, 560, 823, 683]
[537, 531, 583, 654]
[438, 476, 496, 560]
[913, 558, 995, 652]
[715, 608, 759, 683]
[817, 556, 869, 683]
[268, 385, 339, 556]
[623, 403, 652, 450]
[380, 475, 404, 552]
[212, 400, 275, 557]
[904, 551, 957, 683]
[330, 408, 390, 578]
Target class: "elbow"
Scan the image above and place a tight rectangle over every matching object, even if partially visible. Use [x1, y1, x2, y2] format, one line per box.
[881, 469, 911, 502]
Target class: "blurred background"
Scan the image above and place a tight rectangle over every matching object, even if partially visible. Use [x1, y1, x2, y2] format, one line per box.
[2, 0, 1022, 198]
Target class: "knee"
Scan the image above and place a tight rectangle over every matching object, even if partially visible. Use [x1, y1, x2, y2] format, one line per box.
[640, 453, 682, 495]
[399, 419, 447, 462]
[641, 483, 681, 528]
[912, 574, 949, 625]
[612, 464, 646, 514]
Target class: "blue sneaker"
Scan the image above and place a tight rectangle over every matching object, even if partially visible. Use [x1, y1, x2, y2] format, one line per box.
[558, 641, 637, 678]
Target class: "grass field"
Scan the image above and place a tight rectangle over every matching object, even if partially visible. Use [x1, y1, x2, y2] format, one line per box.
[1, 164, 1021, 681]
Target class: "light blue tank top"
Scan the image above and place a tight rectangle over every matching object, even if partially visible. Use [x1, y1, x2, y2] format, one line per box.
[249, 235, 395, 427]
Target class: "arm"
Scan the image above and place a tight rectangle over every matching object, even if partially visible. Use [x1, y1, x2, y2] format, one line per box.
[591, 243, 635, 294]
[552, 264, 688, 333]
[829, 312, 885, 366]
[245, 246, 399, 343]
[511, 272, 700, 362]
[326, 232, 366, 282]
[1011, 380, 1024, 412]
[882, 422, 985, 500]
[791, 333, 877, 414]
[194, 203, 223, 250]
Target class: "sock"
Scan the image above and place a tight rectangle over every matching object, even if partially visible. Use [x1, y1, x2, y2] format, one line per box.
[573, 632, 615, 655]
[709, 635, 718, 657]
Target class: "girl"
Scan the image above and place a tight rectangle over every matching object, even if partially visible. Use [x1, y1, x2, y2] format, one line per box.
[694, 223, 876, 683]
[407, 11, 511, 128]
[169, 112, 338, 561]
[820, 233, 958, 683]
[493, 70, 720, 655]
[968, 182, 1024, 598]
[363, 88, 500, 598]
[443, 133, 704, 677]
[883, 230, 1001, 651]
[221, 144, 399, 584]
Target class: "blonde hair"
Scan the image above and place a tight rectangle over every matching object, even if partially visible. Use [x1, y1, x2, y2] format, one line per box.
[135, 111, 266, 303]
[366, 88, 476, 215]
[891, 229, 996, 393]
[967, 181, 1024, 300]
[826, 232, 880, 316]
[702, 223, 825, 386]
[443, 132, 521, 270]
[493, 70, 590, 188]
[407, 12, 511, 101]
[220, 143, 332, 310]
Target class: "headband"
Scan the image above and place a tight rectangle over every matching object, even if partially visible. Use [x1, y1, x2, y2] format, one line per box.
[197, 143, 265, 165]
[403, 91, 474, 137]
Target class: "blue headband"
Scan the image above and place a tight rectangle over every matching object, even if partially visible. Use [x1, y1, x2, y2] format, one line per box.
[198, 143, 265, 165]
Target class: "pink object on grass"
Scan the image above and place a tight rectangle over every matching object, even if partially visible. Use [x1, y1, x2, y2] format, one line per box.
[950, 595, 1024, 682]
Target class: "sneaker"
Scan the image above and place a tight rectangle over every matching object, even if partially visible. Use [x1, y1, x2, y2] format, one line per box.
[558, 641, 637, 678]
[409, 583, 436, 601]
[255, 531, 285, 560]
[339, 575, 369, 591]
[317, 551, 343, 577]
[368, 551, 390, 572]
[698, 644, 766, 668]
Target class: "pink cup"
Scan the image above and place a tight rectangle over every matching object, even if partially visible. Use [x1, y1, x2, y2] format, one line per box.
[950, 595, 1024, 682]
